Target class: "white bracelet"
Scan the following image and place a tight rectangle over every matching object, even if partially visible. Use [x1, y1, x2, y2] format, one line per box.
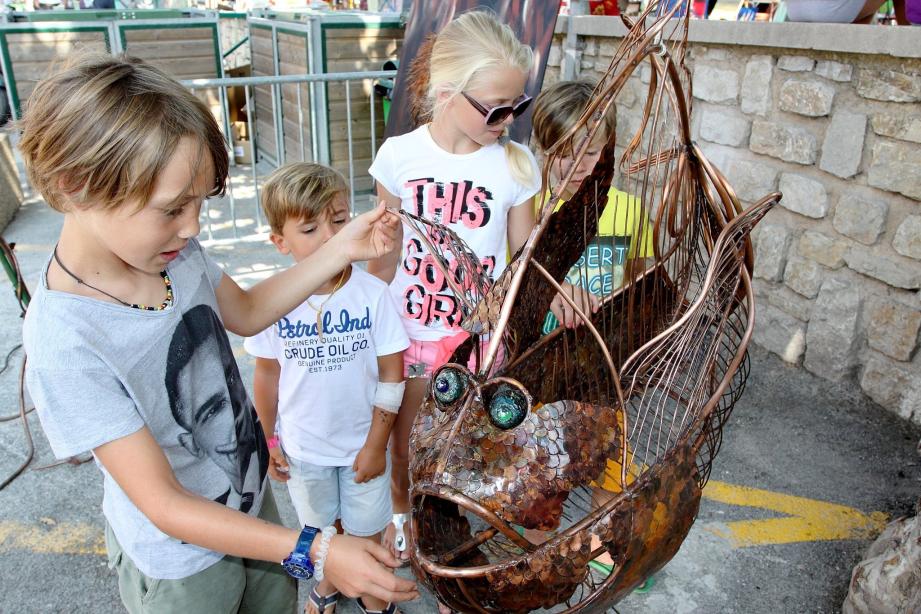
[313, 526, 337, 582]
[373, 380, 405, 414]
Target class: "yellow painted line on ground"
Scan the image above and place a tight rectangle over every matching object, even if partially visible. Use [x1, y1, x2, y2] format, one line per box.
[702, 480, 889, 548]
[0, 520, 105, 556]
[0, 482, 888, 555]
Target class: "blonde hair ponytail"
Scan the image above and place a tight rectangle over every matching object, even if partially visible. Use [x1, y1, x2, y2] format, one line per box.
[428, 11, 535, 187]
[503, 137, 534, 188]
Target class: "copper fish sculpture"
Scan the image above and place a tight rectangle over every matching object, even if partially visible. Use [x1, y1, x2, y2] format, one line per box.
[403, 2, 781, 612]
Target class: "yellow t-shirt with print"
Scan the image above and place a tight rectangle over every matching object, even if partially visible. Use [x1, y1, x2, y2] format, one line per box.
[540, 186, 653, 334]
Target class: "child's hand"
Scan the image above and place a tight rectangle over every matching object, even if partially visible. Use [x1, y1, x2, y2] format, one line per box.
[352, 443, 386, 483]
[322, 534, 419, 602]
[551, 282, 600, 329]
[332, 202, 400, 263]
[268, 446, 290, 482]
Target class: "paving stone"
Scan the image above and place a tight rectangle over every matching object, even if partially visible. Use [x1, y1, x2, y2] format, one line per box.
[804, 278, 862, 381]
[753, 223, 793, 282]
[779, 173, 828, 219]
[750, 120, 818, 165]
[784, 255, 824, 298]
[833, 193, 887, 245]
[845, 244, 921, 290]
[640, 63, 652, 85]
[867, 141, 921, 201]
[843, 508, 921, 613]
[598, 40, 619, 57]
[779, 79, 835, 117]
[615, 80, 638, 109]
[819, 111, 867, 179]
[892, 215, 921, 260]
[870, 114, 921, 145]
[699, 107, 751, 147]
[798, 230, 847, 269]
[698, 47, 731, 61]
[866, 297, 921, 361]
[778, 55, 815, 72]
[693, 65, 740, 103]
[767, 285, 814, 322]
[723, 158, 779, 203]
[898, 380, 921, 425]
[740, 55, 774, 116]
[815, 60, 853, 83]
[753, 302, 806, 364]
[860, 351, 915, 409]
[856, 68, 921, 102]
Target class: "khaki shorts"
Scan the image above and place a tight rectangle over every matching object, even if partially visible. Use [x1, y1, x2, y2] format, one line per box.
[105, 487, 296, 614]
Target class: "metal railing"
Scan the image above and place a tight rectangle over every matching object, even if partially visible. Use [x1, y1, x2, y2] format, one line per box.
[181, 69, 396, 241]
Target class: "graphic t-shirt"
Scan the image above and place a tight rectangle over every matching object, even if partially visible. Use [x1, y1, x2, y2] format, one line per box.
[23, 239, 269, 580]
[244, 266, 409, 466]
[540, 186, 654, 333]
[369, 124, 540, 342]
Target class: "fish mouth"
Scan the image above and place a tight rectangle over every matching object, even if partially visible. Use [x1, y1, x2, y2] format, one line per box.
[409, 482, 617, 614]
[410, 482, 532, 577]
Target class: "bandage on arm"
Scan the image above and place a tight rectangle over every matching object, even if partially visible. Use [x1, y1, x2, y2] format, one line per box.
[373, 380, 405, 413]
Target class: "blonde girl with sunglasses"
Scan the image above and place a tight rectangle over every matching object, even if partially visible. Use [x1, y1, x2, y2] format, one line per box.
[368, 13, 598, 610]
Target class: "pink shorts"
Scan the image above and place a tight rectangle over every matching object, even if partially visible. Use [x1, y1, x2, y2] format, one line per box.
[402, 332, 470, 379]
[402, 332, 506, 379]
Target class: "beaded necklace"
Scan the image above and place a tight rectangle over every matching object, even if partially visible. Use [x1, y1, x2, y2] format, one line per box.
[52, 246, 173, 311]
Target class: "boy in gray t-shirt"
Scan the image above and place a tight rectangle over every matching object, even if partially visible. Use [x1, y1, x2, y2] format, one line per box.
[19, 55, 416, 612]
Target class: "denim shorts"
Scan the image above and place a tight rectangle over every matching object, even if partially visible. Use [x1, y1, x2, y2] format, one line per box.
[284, 451, 392, 537]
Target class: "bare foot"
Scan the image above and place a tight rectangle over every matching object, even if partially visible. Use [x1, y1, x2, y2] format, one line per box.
[381, 517, 411, 564]
[437, 603, 453, 614]
[356, 596, 402, 614]
[305, 582, 339, 614]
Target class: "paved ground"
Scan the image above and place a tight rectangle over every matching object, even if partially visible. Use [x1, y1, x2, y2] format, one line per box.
[0, 163, 919, 613]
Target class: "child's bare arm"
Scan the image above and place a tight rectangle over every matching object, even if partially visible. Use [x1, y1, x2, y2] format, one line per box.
[94, 427, 418, 602]
[216, 203, 399, 337]
[352, 351, 404, 483]
[252, 357, 289, 481]
[506, 197, 536, 256]
[367, 183, 403, 284]
[511, 198, 599, 327]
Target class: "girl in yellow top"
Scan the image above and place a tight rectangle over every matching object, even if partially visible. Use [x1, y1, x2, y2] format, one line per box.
[531, 79, 654, 334]
[530, 79, 654, 588]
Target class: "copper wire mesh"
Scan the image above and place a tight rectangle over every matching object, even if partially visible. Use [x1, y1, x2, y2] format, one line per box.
[404, 2, 781, 611]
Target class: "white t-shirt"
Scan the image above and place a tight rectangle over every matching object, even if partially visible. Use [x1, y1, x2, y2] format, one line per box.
[244, 266, 409, 466]
[369, 125, 540, 342]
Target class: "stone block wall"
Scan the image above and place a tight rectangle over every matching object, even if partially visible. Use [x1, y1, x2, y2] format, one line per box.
[545, 17, 921, 423]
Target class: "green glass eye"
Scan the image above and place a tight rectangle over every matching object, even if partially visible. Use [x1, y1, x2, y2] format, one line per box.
[488, 384, 527, 430]
[433, 367, 466, 406]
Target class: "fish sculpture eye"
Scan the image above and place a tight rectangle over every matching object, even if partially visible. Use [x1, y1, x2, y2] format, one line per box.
[487, 384, 528, 430]
[433, 366, 467, 407]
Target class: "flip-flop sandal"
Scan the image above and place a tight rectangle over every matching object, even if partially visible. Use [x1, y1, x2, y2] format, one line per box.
[306, 586, 340, 614]
[356, 597, 399, 614]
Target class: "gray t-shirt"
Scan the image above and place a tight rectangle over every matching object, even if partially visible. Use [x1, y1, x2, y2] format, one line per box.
[23, 239, 269, 579]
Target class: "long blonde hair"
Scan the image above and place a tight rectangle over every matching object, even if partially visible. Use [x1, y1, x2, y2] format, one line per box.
[427, 10, 535, 188]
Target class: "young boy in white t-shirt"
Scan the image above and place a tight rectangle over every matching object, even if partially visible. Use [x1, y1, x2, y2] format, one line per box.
[245, 163, 410, 614]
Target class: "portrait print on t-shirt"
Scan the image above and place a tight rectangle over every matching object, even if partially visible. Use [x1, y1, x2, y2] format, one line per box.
[401, 176, 498, 332]
[165, 303, 269, 513]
